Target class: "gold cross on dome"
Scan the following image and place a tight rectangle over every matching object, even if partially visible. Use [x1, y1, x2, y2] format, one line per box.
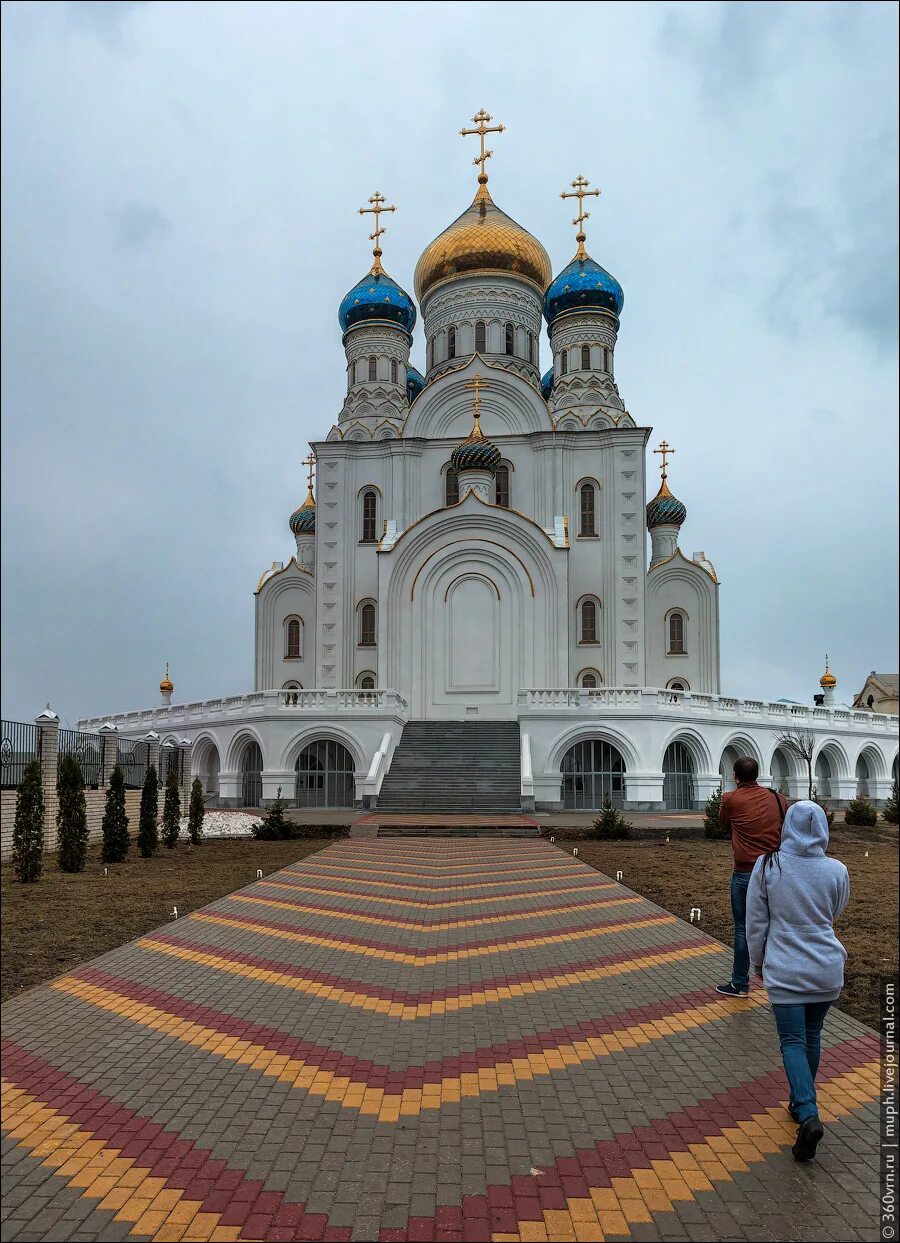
[358, 191, 396, 274]
[653, 440, 675, 480]
[561, 175, 601, 259]
[464, 373, 489, 437]
[460, 109, 506, 184]
[302, 452, 316, 499]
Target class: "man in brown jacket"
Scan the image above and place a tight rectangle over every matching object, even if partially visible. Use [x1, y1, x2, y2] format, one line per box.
[715, 755, 787, 996]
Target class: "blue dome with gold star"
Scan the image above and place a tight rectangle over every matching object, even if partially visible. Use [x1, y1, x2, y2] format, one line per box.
[544, 253, 624, 325]
[338, 269, 417, 335]
[289, 495, 316, 535]
[540, 368, 554, 401]
[450, 427, 502, 475]
[646, 479, 686, 530]
[406, 366, 425, 403]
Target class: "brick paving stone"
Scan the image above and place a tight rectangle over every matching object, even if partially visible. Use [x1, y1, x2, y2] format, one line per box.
[1, 838, 882, 1241]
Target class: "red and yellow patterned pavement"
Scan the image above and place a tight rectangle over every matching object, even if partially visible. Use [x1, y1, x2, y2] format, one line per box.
[1, 839, 881, 1241]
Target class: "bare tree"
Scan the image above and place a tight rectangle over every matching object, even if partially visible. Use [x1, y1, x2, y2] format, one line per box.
[775, 728, 816, 799]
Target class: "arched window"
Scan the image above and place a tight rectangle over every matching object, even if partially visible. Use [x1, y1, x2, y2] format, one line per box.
[445, 467, 459, 506]
[668, 611, 686, 655]
[560, 349, 568, 377]
[495, 464, 510, 508]
[602, 347, 609, 372]
[528, 331, 535, 364]
[428, 338, 434, 370]
[578, 670, 602, 689]
[368, 356, 377, 381]
[282, 680, 302, 706]
[347, 364, 353, 392]
[504, 322, 515, 356]
[359, 601, 376, 646]
[579, 598, 599, 644]
[579, 483, 596, 536]
[390, 358, 398, 384]
[360, 489, 377, 542]
[581, 344, 591, 371]
[475, 321, 486, 353]
[447, 326, 456, 360]
[666, 679, 689, 692]
[285, 617, 302, 659]
[358, 674, 376, 691]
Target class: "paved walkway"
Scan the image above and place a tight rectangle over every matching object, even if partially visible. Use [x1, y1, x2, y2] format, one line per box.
[1, 840, 880, 1242]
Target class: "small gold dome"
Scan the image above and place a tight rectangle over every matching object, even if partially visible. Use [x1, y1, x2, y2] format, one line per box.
[820, 670, 837, 688]
[414, 182, 552, 302]
[159, 664, 173, 693]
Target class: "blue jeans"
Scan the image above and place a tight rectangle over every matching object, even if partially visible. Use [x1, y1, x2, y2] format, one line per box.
[730, 871, 751, 991]
[772, 1002, 832, 1123]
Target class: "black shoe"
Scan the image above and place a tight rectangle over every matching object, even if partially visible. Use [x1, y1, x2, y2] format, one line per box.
[792, 1118, 824, 1161]
[715, 982, 749, 997]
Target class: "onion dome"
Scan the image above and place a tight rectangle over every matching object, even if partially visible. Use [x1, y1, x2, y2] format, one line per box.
[338, 269, 416, 335]
[450, 418, 502, 475]
[406, 366, 425, 403]
[415, 182, 552, 302]
[540, 368, 554, 401]
[820, 657, 837, 689]
[159, 664, 173, 694]
[646, 477, 687, 530]
[289, 490, 316, 535]
[544, 252, 624, 325]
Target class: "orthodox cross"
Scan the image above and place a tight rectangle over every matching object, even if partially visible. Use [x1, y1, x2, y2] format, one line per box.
[464, 373, 489, 437]
[460, 110, 505, 184]
[561, 175, 601, 260]
[653, 440, 675, 481]
[302, 453, 316, 501]
[358, 191, 396, 274]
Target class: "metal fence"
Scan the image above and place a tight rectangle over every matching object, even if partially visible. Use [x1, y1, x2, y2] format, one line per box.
[158, 745, 184, 785]
[1, 720, 41, 789]
[57, 728, 103, 789]
[116, 737, 150, 790]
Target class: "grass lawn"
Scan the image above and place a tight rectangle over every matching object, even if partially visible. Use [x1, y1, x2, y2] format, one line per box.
[564, 824, 898, 1030]
[1, 837, 337, 1003]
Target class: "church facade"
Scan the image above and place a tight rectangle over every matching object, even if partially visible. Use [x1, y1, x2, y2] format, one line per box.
[79, 115, 899, 812]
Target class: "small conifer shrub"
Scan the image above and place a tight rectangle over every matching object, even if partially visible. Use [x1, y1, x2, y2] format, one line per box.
[57, 753, 89, 873]
[703, 786, 730, 839]
[883, 779, 899, 826]
[161, 768, 181, 849]
[13, 759, 44, 883]
[252, 787, 298, 840]
[101, 764, 130, 863]
[137, 764, 159, 857]
[187, 777, 205, 844]
[844, 795, 877, 827]
[592, 794, 632, 840]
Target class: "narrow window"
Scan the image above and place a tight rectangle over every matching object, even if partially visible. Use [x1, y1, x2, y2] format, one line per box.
[445, 467, 459, 506]
[602, 347, 609, 371]
[347, 364, 353, 392]
[581, 673, 597, 689]
[581, 600, 598, 644]
[504, 323, 514, 356]
[368, 356, 377, 381]
[286, 618, 301, 659]
[495, 465, 510, 508]
[528, 331, 535, 364]
[668, 612, 685, 655]
[361, 490, 377, 542]
[560, 349, 568, 377]
[428, 338, 434, 369]
[475, 321, 486, 353]
[579, 483, 596, 536]
[360, 675, 375, 690]
[390, 358, 398, 384]
[448, 326, 456, 360]
[360, 602, 376, 646]
[581, 344, 591, 371]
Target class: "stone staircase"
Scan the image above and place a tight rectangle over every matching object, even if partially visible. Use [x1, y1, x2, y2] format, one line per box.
[375, 721, 523, 815]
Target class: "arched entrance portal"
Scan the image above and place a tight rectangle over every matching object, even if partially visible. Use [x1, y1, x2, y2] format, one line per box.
[295, 740, 355, 808]
[240, 741, 262, 808]
[856, 754, 870, 799]
[770, 748, 792, 796]
[195, 739, 220, 802]
[814, 752, 832, 801]
[663, 742, 695, 810]
[561, 739, 626, 809]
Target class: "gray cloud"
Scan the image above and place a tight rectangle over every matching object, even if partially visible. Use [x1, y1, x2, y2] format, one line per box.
[111, 201, 171, 249]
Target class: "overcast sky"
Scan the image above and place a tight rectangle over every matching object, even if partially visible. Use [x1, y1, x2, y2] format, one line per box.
[2, 0, 898, 726]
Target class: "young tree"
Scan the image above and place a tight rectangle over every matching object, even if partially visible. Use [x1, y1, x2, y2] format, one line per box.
[844, 794, 877, 827]
[12, 759, 44, 883]
[101, 764, 130, 863]
[775, 728, 816, 798]
[883, 779, 899, 826]
[137, 764, 159, 857]
[187, 777, 205, 844]
[252, 787, 297, 840]
[57, 752, 89, 873]
[591, 794, 632, 840]
[161, 768, 181, 849]
[703, 785, 729, 839]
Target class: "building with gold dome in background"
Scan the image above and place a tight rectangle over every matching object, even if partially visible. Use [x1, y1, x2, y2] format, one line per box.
[78, 113, 899, 815]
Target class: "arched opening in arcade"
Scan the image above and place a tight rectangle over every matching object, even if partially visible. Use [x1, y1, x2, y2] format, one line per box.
[561, 739, 626, 810]
[856, 753, 871, 799]
[663, 741, 695, 811]
[769, 747, 792, 796]
[295, 739, 355, 809]
[194, 738, 220, 802]
[814, 751, 833, 801]
[719, 742, 757, 793]
[239, 740, 263, 808]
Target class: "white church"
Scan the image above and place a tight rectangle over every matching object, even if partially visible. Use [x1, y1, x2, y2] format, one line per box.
[80, 114, 899, 816]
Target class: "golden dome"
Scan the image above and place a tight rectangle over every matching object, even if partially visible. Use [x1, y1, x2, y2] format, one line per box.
[159, 663, 173, 694]
[820, 670, 837, 688]
[414, 182, 552, 302]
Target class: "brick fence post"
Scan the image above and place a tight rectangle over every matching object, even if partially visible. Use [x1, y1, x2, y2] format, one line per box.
[179, 738, 193, 813]
[35, 706, 59, 853]
[99, 723, 118, 788]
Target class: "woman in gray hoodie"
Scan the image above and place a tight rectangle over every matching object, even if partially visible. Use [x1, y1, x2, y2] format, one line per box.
[746, 800, 850, 1162]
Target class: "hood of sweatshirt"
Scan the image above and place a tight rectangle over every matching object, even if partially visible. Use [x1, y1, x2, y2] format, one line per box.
[780, 800, 830, 857]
